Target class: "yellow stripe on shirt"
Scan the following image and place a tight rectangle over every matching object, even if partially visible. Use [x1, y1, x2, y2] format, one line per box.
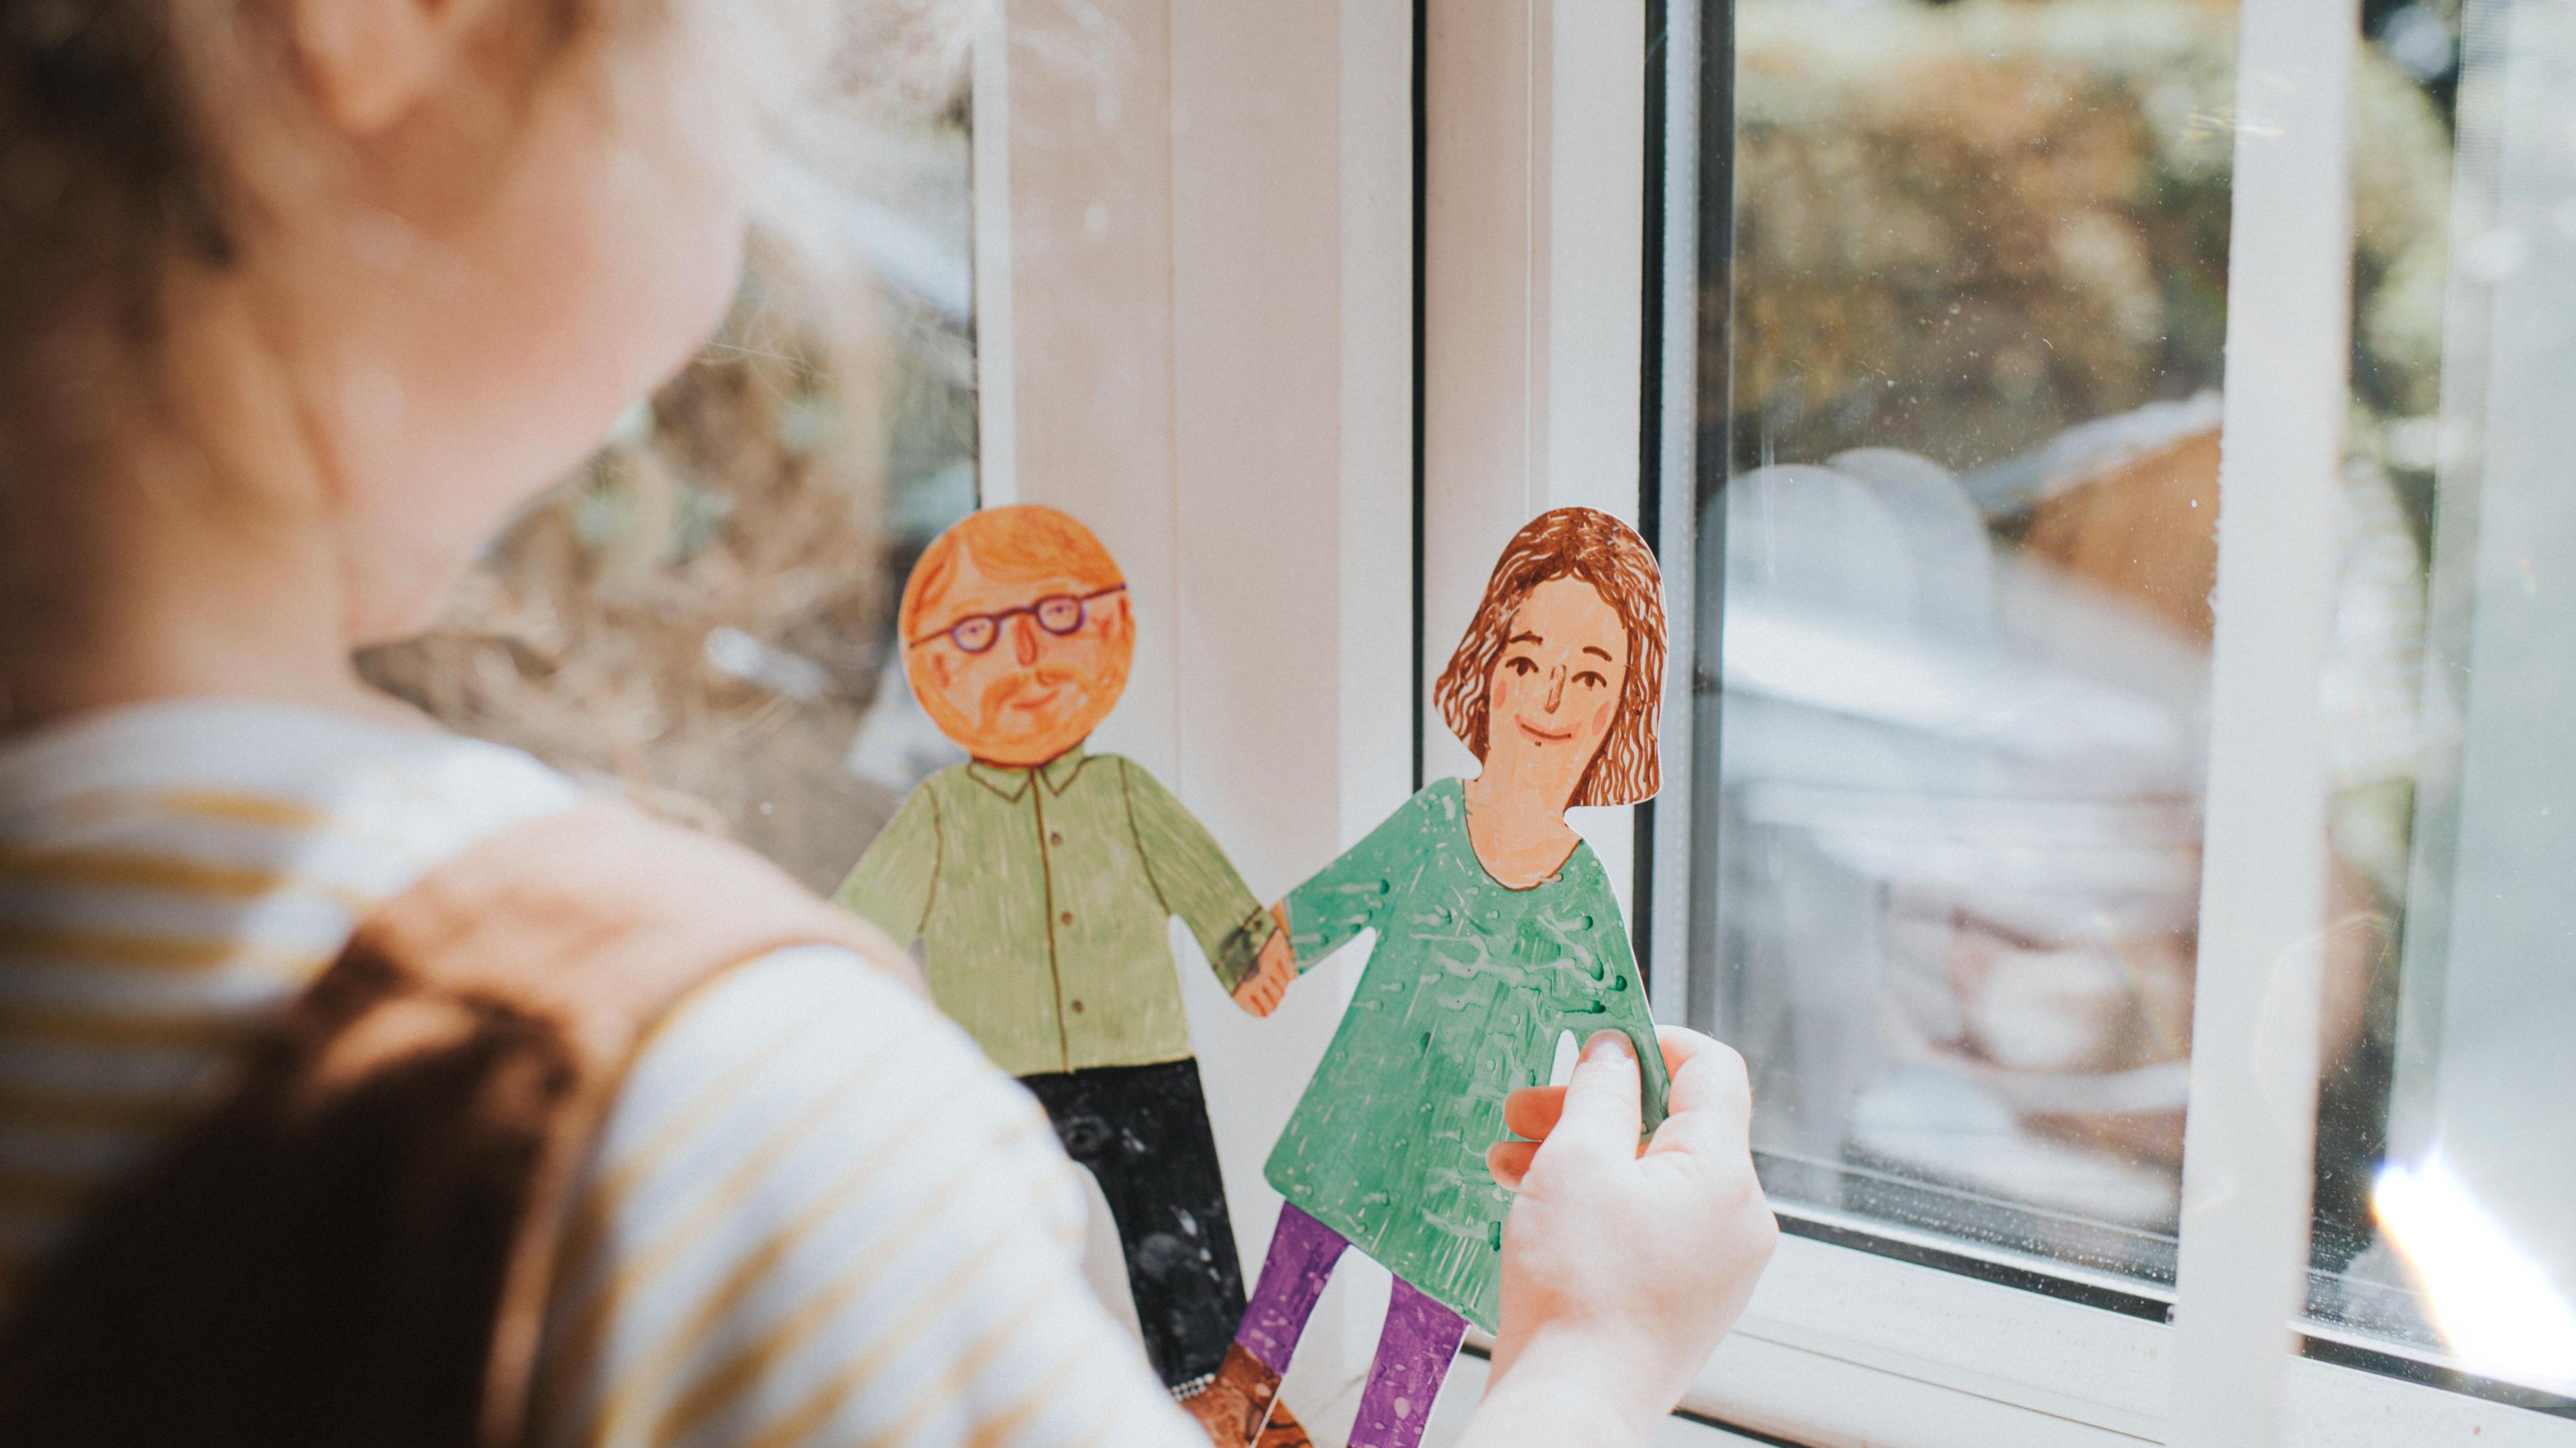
[0, 1000, 264, 1051]
[150, 789, 331, 830]
[0, 846, 372, 915]
[644, 1180, 1009, 1448]
[0, 918, 329, 977]
[583, 1092, 955, 1448]
[547, 1005, 832, 1294]
[871, 1283, 1064, 1448]
[959, 1332, 1099, 1448]
[544, 1053, 892, 1398]
[732, 1221, 1026, 1448]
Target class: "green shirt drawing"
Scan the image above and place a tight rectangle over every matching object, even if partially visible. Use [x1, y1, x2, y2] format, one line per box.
[835, 745, 1276, 1077]
[1264, 778, 1670, 1333]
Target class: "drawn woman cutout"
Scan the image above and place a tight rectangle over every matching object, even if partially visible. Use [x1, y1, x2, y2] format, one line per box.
[1185, 508, 1674, 1448]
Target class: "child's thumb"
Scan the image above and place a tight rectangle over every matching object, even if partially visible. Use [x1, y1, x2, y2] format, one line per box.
[1543, 1031, 1645, 1164]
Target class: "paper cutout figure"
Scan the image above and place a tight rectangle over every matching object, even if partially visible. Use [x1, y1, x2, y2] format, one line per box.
[834, 506, 1299, 1421]
[1191, 508, 1674, 1448]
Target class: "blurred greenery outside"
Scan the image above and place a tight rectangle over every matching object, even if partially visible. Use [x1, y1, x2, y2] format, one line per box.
[1717, 0, 2463, 1282]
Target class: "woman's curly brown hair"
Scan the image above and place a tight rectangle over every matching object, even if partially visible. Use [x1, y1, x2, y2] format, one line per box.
[1434, 506, 1667, 808]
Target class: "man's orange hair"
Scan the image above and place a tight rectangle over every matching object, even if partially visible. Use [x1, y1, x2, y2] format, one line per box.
[900, 505, 1127, 639]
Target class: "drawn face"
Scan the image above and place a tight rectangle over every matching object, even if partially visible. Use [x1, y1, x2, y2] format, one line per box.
[904, 547, 1136, 767]
[1483, 575, 1631, 811]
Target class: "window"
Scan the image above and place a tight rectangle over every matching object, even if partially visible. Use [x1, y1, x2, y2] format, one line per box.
[358, 101, 979, 892]
[2298, 0, 2576, 1403]
[1652, 0, 2576, 1433]
[338, 0, 2575, 1435]
[1686, 0, 2247, 1292]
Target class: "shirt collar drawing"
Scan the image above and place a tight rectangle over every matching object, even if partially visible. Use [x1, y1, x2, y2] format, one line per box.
[965, 744, 1090, 802]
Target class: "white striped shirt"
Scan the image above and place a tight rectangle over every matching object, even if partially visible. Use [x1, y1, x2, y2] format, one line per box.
[0, 699, 1199, 1448]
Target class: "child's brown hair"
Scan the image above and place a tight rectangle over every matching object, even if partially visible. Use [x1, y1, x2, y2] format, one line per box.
[0, 1, 629, 364]
[0, 0, 961, 366]
[0, 1, 644, 681]
[0, 0, 969, 698]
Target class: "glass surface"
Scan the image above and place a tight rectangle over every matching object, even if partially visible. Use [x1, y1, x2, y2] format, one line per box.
[2300, 0, 2576, 1406]
[1687, 0, 2453, 1288]
[358, 108, 978, 893]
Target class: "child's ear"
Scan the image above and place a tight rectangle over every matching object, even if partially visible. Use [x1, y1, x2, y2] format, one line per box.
[290, 0, 515, 136]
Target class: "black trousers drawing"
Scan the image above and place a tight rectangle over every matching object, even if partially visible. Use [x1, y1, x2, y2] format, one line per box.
[1020, 1058, 1246, 1391]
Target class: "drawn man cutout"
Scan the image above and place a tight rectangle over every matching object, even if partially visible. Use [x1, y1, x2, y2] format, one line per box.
[835, 506, 1301, 1440]
[1189, 508, 1675, 1448]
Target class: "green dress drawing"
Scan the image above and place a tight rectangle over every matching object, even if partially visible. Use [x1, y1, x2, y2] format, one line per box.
[1265, 778, 1670, 1333]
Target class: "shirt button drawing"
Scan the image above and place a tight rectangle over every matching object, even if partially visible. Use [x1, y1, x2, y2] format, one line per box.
[1051, 831, 1065, 845]
[1060, 910, 1075, 925]
[1070, 999, 1085, 1013]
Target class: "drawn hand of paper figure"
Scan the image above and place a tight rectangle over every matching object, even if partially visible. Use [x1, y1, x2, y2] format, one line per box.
[1230, 927, 1295, 1017]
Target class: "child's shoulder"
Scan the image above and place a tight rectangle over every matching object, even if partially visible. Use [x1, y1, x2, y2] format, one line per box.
[0, 699, 576, 885]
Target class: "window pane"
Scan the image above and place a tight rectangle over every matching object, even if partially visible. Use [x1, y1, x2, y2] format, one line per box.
[358, 108, 977, 893]
[2304, 0, 2576, 1405]
[1686, 0, 2453, 1290]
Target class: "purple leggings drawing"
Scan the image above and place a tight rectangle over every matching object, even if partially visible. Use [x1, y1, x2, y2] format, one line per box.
[1236, 1204, 1469, 1448]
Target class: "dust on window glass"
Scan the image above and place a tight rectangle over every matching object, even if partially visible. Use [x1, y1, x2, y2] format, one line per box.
[2300, 0, 2576, 1407]
[1687, 0, 2451, 1292]
[359, 105, 979, 895]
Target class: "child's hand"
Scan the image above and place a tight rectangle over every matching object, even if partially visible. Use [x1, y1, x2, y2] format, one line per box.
[1230, 912, 1296, 1017]
[1473, 1027, 1776, 1447]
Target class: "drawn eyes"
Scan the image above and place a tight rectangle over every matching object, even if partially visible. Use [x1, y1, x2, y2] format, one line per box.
[1501, 657, 1610, 689]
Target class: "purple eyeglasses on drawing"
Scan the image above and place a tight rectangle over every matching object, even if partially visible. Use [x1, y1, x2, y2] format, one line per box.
[909, 584, 1128, 655]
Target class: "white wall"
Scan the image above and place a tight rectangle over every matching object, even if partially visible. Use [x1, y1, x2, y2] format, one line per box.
[974, 0, 1415, 1427]
[1419, 0, 1648, 913]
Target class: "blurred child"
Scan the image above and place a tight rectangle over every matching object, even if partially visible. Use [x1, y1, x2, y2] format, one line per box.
[0, 3, 1774, 1445]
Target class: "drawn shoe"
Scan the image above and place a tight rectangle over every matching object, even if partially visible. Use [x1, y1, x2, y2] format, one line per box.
[1255, 1400, 1313, 1448]
[1180, 1343, 1309, 1448]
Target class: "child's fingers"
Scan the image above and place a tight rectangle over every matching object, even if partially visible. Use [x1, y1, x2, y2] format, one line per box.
[1656, 1023, 1711, 1078]
[1646, 1027, 1753, 1162]
[1503, 1084, 1568, 1141]
[1487, 1140, 1538, 1191]
[1539, 1031, 1644, 1168]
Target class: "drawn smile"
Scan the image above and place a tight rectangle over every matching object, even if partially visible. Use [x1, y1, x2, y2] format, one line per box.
[1515, 717, 1574, 744]
[1008, 686, 1063, 713]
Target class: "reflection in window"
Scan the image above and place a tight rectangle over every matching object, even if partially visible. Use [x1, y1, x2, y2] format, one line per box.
[1689, 0, 2452, 1290]
[359, 110, 978, 894]
[2304, 0, 2576, 1406]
